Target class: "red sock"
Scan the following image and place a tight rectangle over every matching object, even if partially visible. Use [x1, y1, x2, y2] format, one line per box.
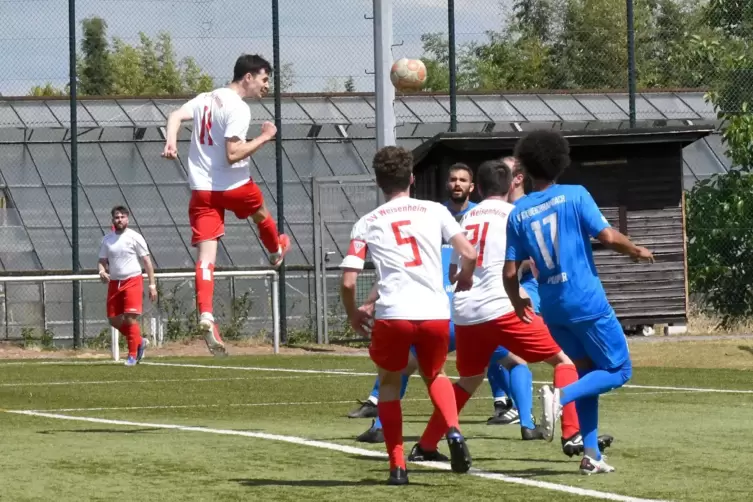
[418, 381, 471, 451]
[195, 261, 215, 315]
[554, 364, 580, 438]
[377, 400, 405, 470]
[256, 215, 280, 254]
[121, 323, 142, 357]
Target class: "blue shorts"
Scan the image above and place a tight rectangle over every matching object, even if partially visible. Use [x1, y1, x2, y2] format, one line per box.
[546, 308, 629, 370]
[410, 322, 509, 361]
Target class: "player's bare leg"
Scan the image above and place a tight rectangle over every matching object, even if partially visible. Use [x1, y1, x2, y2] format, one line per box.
[376, 367, 409, 485]
[250, 204, 290, 267]
[195, 239, 227, 357]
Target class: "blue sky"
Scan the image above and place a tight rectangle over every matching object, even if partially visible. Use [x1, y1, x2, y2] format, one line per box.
[0, 0, 508, 96]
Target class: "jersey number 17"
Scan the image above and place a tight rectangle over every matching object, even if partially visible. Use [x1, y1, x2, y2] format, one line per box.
[531, 213, 559, 269]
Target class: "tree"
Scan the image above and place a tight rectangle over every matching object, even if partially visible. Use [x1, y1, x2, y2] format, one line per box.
[27, 16, 214, 97]
[344, 76, 356, 92]
[78, 17, 113, 96]
[28, 83, 66, 97]
[685, 44, 753, 326]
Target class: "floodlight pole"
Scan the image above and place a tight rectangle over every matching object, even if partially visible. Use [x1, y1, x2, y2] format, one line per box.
[272, 0, 288, 343]
[448, 0, 457, 132]
[626, 0, 637, 128]
[374, 0, 396, 149]
[68, 0, 81, 349]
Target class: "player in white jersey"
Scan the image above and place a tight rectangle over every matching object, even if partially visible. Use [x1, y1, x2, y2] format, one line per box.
[409, 160, 582, 459]
[340, 146, 477, 485]
[98, 206, 157, 366]
[161, 54, 290, 357]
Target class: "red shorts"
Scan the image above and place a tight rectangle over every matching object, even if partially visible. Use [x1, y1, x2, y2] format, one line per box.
[369, 319, 450, 379]
[106, 276, 143, 318]
[189, 180, 264, 246]
[455, 311, 562, 377]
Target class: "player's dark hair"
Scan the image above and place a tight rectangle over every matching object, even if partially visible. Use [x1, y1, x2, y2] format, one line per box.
[448, 162, 473, 181]
[111, 205, 129, 217]
[513, 130, 571, 182]
[502, 155, 533, 194]
[232, 54, 273, 82]
[476, 159, 512, 198]
[373, 146, 413, 194]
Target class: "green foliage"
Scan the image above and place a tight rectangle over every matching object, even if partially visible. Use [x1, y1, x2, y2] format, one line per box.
[216, 292, 254, 341]
[418, 0, 752, 92]
[344, 76, 356, 93]
[28, 16, 214, 97]
[685, 24, 753, 325]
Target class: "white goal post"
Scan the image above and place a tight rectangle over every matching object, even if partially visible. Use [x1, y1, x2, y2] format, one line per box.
[0, 270, 281, 360]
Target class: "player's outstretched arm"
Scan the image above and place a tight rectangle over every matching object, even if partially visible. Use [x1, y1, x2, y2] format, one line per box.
[596, 228, 654, 263]
[161, 103, 193, 159]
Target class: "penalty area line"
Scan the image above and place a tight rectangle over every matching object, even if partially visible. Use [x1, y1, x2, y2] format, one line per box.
[5, 409, 669, 502]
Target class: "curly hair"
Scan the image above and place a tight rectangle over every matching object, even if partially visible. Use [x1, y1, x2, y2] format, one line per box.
[476, 159, 512, 198]
[513, 130, 571, 182]
[373, 146, 413, 194]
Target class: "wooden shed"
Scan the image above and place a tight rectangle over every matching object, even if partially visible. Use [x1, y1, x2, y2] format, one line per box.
[410, 126, 714, 329]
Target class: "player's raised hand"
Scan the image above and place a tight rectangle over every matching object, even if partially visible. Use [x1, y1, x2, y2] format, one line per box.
[260, 121, 277, 140]
[512, 297, 533, 324]
[161, 142, 178, 160]
[632, 246, 655, 264]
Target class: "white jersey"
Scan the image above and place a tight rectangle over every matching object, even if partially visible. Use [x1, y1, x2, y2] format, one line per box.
[186, 87, 252, 191]
[340, 197, 462, 321]
[98, 229, 150, 281]
[451, 199, 515, 325]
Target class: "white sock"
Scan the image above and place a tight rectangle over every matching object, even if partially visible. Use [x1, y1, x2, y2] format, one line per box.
[367, 396, 378, 405]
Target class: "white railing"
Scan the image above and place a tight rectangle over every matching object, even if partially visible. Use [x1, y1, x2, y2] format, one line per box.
[0, 270, 280, 359]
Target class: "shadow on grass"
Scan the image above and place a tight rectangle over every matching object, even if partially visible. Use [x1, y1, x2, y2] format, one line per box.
[232, 477, 428, 487]
[37, 427, 165, 434]
[737, 345, 753, 356]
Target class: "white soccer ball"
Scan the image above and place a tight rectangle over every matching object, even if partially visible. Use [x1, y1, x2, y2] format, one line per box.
[390, 58, 427, 92]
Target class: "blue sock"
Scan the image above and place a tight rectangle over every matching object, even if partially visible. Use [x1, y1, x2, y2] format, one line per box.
[575, 390, 601, 461]
[369, 376, 380, 400]
[373, 374, 409, 431]
[509, 364, 534, 429]
[486, 364, 507, 400]
[560, 359, 633, 407]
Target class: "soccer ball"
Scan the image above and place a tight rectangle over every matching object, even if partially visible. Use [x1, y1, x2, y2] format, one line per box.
[390, 58, 427, 92]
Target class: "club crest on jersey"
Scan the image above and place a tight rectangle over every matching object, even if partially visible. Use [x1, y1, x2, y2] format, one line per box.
[348, 239, 368, 259]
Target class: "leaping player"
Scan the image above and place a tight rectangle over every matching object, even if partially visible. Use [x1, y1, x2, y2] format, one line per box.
[161, 54, 290, 356]
[340, 146, 477, 485]
[98, 206, 157, 366]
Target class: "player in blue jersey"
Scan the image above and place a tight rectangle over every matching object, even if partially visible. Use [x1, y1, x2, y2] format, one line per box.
[503, 131, 654, 475]
[348, 163, 525, 443]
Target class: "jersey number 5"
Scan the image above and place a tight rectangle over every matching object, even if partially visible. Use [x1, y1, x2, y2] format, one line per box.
[531, 213, 558, 270]
[391, 220, 422, 267]
[199, 106, 213, 145]
[466, 222, 489, 266]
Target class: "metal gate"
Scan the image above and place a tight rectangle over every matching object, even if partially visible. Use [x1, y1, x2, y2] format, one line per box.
[313, 175, 380, 344]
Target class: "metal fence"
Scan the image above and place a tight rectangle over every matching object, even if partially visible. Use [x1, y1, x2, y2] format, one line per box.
[0, 0, 751, 338]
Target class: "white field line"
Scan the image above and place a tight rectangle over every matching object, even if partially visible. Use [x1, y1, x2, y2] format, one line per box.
[0, 375, 340, 388]
[141, 361, 753, 395]
[25, 390, 706, 413]
[5, 409, 670, 502]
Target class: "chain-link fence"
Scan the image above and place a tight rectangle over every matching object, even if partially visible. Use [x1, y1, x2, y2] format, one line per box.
[0, 0, 752, 337]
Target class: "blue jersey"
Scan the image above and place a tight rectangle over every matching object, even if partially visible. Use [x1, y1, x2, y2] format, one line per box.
[441, 201, 477, 299]
[512, 195, 541, 313]
[506, 184, 611, 324]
